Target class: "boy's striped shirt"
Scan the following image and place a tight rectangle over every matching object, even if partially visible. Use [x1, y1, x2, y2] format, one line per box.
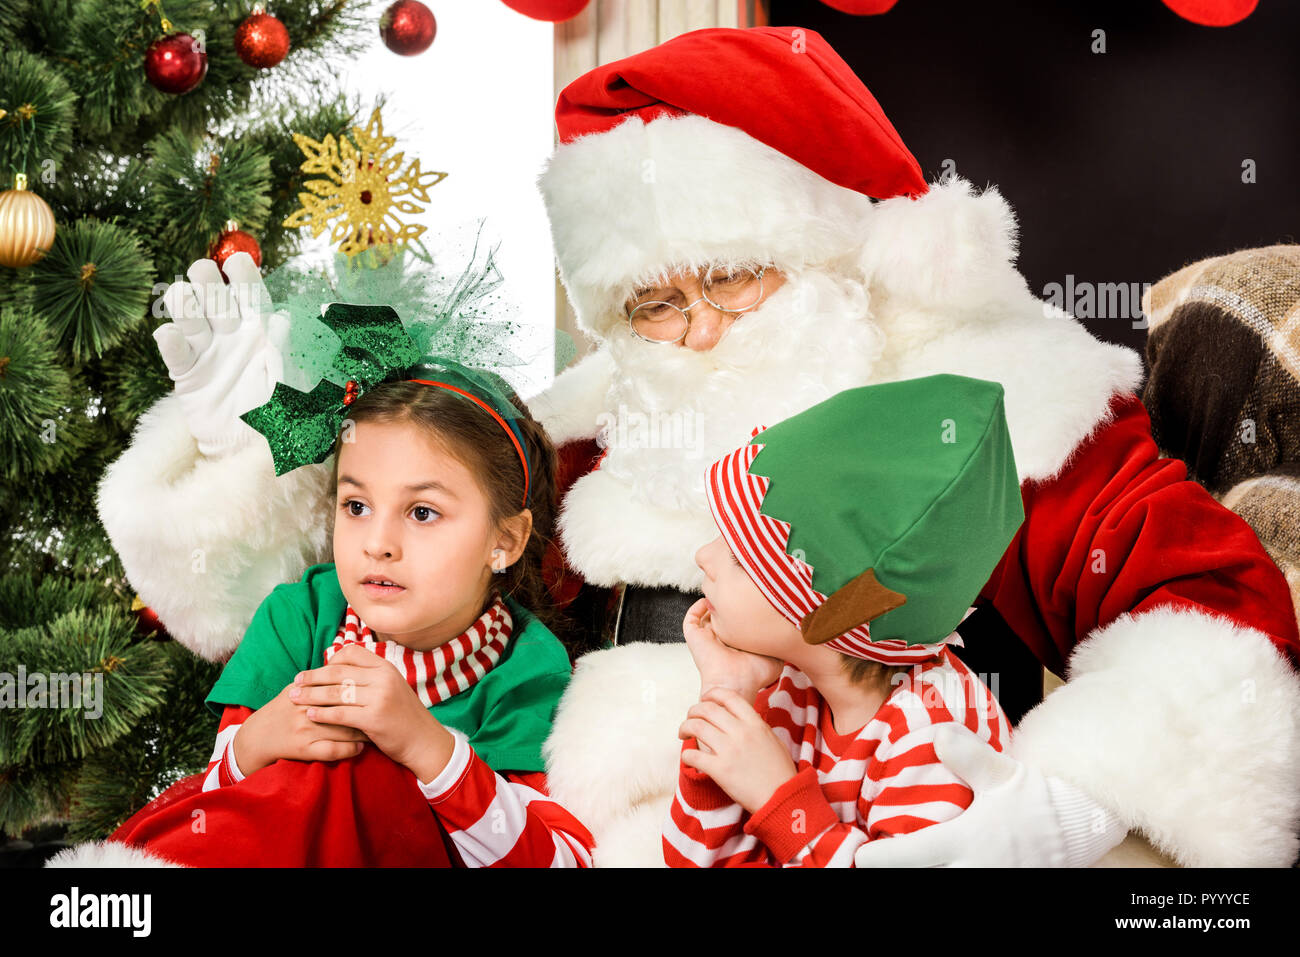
[663, 649, 1009, 867]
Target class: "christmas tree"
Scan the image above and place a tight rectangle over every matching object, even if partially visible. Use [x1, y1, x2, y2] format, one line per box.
[0, 0, 375, 863]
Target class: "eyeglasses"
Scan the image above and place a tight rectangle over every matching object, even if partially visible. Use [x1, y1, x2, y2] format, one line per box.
[625, 266, 770, 344]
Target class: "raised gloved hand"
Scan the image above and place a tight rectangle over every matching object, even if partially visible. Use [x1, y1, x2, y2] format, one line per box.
[153, 252, 289, 457]
[853, 724, 1128, 867]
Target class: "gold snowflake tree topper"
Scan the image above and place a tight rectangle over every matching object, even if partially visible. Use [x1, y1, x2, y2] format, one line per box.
[283, 107, 448, 257]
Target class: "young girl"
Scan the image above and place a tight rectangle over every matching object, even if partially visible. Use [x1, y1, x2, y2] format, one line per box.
[662, 375, 1026, 867]
[108, 333, 594, 866]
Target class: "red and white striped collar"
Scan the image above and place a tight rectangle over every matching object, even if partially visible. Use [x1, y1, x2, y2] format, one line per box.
[705, 428, 962, 666]
[325, 594, 513, 707]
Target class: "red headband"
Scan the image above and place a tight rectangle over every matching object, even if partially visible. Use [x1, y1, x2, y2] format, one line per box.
[406, 379, 530, 509]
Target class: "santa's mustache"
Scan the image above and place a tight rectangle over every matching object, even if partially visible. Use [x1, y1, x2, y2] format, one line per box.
[599, 269, 885, 511]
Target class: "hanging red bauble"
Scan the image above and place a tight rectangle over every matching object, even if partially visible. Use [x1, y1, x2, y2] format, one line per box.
[817, 0, 899, 12]
[499, 0, 591, 21]
[208, 222, 262, 269]
[1161, 0, 1257, 27]
[380, 1, 436, 56]
[144, 32, 208, 94]
[235, 7, 291, 69]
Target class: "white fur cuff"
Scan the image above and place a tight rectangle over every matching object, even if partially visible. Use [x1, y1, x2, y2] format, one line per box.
[97, 393, 335, 661]
[46, 841, 183, 867]
[543, 642, 699, 864]
[528, 346, 615, 446]
[1012, 605, 1300, 867]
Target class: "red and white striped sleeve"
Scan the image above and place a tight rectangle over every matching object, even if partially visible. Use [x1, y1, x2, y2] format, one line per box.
[664, 735, 873, 867]
[669, 657, 1011, 867]
[201, 704, 255, 792]
[734, 732, 976, 866]
[663, 737, 777, 867]
[864, 656, 1009, 840]
[417, 727, 595, 868]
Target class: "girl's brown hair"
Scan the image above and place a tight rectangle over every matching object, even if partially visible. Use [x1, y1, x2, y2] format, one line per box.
[329, 378, 571, 648]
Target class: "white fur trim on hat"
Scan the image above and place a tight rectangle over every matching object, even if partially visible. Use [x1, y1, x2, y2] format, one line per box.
[538, 112, 875, 340]
[1012, 604, 1300, 867]
[96, 393, 335, 662]
[858, 175, 1028, 315]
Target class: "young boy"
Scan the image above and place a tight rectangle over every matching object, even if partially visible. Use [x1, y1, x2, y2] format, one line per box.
[663, 374, 1026, 867]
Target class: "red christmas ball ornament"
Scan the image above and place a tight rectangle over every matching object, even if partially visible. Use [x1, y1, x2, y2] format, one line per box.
[380, 1, 436, 56]
[235, 7, 291, 69]
[209, 222, 262, 269]
[499, 0, 592, 21]
[144, 32, 208, 95]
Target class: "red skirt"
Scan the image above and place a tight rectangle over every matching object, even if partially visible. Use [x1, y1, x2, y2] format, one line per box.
[110, 745, 456, 867]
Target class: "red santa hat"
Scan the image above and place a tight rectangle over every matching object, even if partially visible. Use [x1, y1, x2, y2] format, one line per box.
[537, 26, 930, 340]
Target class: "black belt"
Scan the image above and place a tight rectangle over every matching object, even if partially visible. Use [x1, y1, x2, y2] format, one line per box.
[613, 585, 702, 645]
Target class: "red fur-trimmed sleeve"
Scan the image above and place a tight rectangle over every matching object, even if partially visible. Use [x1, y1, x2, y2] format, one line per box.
[981, 390, 1300, 672]
[983, 390, 1300, 867]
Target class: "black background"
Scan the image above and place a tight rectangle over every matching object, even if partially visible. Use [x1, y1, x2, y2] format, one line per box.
[768, 0, 1299, 362]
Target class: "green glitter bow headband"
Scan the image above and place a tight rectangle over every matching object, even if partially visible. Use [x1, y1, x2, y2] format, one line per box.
[240, 302, 531, 508]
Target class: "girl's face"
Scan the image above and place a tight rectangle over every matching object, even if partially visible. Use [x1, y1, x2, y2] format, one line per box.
[332, 418, 528, 651]
[694, 534, 801, 659]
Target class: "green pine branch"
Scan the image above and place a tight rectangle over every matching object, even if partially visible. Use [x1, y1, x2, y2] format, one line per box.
[67, 641, 221, 842]
[0, 0, 376, 841]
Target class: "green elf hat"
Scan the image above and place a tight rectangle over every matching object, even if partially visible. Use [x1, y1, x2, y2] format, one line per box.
[704, 373, 1024, 663]
[239, 302, 532, 507]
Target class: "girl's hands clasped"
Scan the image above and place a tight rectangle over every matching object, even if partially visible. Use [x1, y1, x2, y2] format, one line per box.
[232, 683, 368, 776]
[290, 643, 456, 783]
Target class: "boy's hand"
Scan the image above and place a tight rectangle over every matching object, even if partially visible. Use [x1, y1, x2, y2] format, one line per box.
[233, 684, 368, 775]
[678, 686, 797, 814]
[682, 597, 783, 704]
[289, 643, 456, 783]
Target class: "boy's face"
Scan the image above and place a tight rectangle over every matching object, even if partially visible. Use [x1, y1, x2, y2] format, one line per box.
[694, 534, 802, 657]
[333, 419, 501, 651]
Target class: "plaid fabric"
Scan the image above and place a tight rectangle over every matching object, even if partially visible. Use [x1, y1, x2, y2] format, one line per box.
[1143, 244, 1300, 494]
[704, 427, 962, 665]
[325, 594, 512, 708]
[1219, 466, 1300, 627]
[1143, 244, 1300, 627]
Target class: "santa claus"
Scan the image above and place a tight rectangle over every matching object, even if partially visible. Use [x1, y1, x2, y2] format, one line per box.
[97, 26, 1300, 867]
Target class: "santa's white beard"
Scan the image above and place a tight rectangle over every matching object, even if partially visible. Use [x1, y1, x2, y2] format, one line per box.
[598, 269, 885, 513]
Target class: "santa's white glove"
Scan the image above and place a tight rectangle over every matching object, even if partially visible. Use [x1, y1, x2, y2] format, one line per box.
[853, 724, 1127, 867]
[153, 252, 289, 458]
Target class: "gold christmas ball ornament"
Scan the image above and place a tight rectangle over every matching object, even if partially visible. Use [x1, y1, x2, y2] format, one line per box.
[0, 173, 57, 269]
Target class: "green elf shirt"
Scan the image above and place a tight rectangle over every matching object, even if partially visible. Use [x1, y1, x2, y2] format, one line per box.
[205, 562, 572, 773]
